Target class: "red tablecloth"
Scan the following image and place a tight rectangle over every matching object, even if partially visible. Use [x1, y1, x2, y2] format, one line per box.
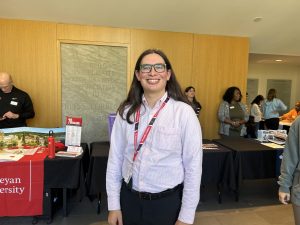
[0, 151, 48, 216]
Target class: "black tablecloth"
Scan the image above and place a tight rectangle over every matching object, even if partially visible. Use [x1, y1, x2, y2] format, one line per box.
[44, 143, 89, 189]
[202, 140, 236, 191]
[43, 143, 89, 218]
[86, 142, 109, 196]
[213, 138, 283, 181]
[86, 141, 237, 197]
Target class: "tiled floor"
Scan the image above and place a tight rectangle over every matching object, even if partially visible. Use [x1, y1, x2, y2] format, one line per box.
[0, 179, 295, 225]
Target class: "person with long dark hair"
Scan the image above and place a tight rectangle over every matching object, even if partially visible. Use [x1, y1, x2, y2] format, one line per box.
[218, 86, 248, 137]
[106, 49, 202, 225]
[184, 86, 202, 116]
[247, 95, 264, 138]
[263, 88, 287, 130]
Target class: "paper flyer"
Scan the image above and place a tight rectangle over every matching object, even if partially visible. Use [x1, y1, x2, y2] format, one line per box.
[65, 116, 82, 146]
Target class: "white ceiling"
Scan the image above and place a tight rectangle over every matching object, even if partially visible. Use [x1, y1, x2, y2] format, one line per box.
[1, 0, 300, 64]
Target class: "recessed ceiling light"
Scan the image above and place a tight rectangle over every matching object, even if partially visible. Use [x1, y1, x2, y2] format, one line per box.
[275, 59, 283, 62]
[253, 17, 263, 22]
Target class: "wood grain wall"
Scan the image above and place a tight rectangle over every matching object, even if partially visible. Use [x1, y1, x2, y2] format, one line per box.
[0, 18, 249, 139]
[192, 35, 249, 138]
[0, 19, 58, 127]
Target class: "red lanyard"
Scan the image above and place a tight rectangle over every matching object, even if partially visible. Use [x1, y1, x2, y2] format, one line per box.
[133, 96, 170, 161]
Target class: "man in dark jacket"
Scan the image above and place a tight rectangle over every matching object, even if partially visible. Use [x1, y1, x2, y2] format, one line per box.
[0, 72, 35, 128]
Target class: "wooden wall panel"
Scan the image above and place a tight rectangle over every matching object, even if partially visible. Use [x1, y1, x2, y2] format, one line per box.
[57, 23, 130, 44]
[130, 29, 194, 88]
[192, 34, 249, 139]
[0, 18, 249, 139]
[0, 19, 59, 127]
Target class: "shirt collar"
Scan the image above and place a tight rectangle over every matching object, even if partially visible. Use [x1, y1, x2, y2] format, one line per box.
[142, 92, 168, 109]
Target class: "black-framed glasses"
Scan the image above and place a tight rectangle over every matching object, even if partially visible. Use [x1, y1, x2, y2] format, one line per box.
[140, 63, 167, 73]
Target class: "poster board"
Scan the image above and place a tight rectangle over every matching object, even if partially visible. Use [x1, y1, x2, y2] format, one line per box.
[61, 44, 127, 143]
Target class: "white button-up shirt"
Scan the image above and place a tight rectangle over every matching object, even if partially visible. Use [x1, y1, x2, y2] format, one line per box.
[106, 92, 202, 224]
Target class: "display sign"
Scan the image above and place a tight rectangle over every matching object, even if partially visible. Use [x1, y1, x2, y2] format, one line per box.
[65, 116, 82, 146]
[0, 150, 47, 216]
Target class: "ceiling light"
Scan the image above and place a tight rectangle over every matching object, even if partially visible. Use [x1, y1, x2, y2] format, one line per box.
[275, 59, 283, 62]
[253, 17, 263, 22]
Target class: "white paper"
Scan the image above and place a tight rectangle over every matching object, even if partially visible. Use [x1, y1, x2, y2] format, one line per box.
[67, 146, 83, 153]
[65, 125, 82, 146]
[0, 152, 24, 161]
[261, 142, 285, 149]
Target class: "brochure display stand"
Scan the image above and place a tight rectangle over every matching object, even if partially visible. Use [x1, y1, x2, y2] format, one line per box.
[65, 117, 82, 146]
[58, 116, 83, 157]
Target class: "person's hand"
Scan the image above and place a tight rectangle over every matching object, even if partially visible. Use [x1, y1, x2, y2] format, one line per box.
[175, 220, 191, 225]
[0, 116, 5, 121]
[108, 210, 123, 225]
[2, 111, 19, 119]
[231, 121, 240, 128]
[279, 191, 290, 204]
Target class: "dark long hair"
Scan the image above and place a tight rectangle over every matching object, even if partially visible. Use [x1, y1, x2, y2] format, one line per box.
[222, 86, 242, 103]
[118, 49, 187, 123]
[184, 86, 199, 104]
[251, 95, 264, 105]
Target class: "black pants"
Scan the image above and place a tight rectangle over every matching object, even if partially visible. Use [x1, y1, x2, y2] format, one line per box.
[293, 204, 300, 225]
[265, 118, 279, 130]
[120, 183, 182, 225]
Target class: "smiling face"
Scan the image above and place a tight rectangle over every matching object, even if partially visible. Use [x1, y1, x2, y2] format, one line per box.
[185, 88, 195, 99]
[135, 53, 171, 97]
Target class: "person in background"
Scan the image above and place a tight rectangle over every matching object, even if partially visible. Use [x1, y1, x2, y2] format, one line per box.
[106, 49, 202, 225]
[0, 72, 35, 128]
[184, 86, 202, 116]
[247, 95, 264, 138]
[280, 101, 300, 122]
[262, 88, 287, 130]
[278, 117, 300, 225]
[218, 86, 248, 137]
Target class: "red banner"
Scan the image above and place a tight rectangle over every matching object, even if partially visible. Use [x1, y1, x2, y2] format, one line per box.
[0, 151, 47, 216]
[66, 116, 82, 126]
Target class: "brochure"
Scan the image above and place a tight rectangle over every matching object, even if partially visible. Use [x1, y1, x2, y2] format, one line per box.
[65, 117, 82, 146]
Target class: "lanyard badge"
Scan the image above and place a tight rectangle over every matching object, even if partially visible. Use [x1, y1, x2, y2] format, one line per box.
[124, 96, 170, 186]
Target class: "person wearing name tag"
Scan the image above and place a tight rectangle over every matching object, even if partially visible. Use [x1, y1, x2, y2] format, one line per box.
[0, 72, 35, 128]
[218, 86, 248, 137]
[106, 49, 202, 225]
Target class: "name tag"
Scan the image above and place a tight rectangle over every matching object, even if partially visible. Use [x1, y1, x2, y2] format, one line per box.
[124, 163, 133, 184]
[229, 106, 235, 109]
[10, 101, 18, 106]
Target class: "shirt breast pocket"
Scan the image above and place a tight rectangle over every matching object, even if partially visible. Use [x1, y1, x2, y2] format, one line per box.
[152, 127, 181, 151]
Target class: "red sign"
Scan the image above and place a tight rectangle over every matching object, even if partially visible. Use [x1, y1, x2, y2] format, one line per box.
[0, 152, 47, 216]
[66, 116, 82, 126]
